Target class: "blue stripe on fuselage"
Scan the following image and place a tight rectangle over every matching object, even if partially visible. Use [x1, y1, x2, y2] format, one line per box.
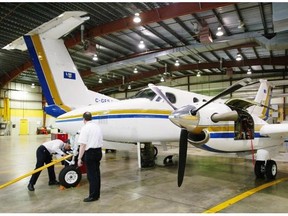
[56, 114, 169, 123]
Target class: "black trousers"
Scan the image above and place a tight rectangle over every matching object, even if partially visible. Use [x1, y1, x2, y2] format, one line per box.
[29, 145, 56, 185]
[84, 148, 102, 199]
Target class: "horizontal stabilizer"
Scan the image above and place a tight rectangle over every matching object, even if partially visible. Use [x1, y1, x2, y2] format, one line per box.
[3, 11, 89, 51]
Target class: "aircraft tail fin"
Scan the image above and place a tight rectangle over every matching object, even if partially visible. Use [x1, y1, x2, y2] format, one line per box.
[3, 11, 117, 117]
[248, 79, 274, 120]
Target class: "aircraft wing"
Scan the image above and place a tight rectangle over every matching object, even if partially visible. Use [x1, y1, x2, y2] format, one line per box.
[260, 124, 288, 138]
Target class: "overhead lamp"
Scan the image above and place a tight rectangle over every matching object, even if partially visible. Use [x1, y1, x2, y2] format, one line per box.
[31, 83, 35, 88]
[92, 54, 98, 61]
[138, 40, 145, 49]
[133, 13, 141, 23]
[216, 27, 224, 36]
[236, 53, 242, 61]
[175, 59, 180, 66]
[98, 78, 102, 83]
[133, 67, 138, 74]
[238, 21, 244, 29]
[128, 84, 131, 90]
[160, 76, 165, 82]
[247, 67, 252, 75]
[196, 71, 201, 77]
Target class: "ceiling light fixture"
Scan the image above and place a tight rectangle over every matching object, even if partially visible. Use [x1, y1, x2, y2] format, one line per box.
[128, 84, 131, 90]
[138, 40, 145, 49]
[133, 13, 141, 23]
[133, 67, 138, 74]
[216, 27, 224, 36]
[160, 76, 165, 82]
[98, 78, 102, 83]
[238, 21, 244, 29]
[92, 54, 98, 61]
[196, 71, 201, 77]
[175, 59, 180, 66]
[236, 53, 242, 61]
[247, 67, 252, 75]
[31, 83, 35, 88]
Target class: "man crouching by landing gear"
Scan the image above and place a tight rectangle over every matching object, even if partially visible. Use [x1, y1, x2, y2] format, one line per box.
[27, 139, 71, 191]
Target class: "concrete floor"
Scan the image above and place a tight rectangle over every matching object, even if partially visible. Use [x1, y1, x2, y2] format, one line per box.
[1, 134, 288, 213]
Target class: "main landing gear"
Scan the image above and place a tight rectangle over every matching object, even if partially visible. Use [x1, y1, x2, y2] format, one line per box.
[254, 160, 277, 180]
[254, 149, 278, 180]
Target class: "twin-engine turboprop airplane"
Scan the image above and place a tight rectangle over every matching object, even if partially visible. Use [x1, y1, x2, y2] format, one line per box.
[3, 11, 274, 170]
[149, 79, 287, 187]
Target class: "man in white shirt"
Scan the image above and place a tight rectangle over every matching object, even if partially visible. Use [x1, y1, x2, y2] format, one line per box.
[77, 111, 103, 202]
[27, 139, 71, 191]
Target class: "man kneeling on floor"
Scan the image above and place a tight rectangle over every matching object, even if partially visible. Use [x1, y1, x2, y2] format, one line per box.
[27, 139, 71, 191]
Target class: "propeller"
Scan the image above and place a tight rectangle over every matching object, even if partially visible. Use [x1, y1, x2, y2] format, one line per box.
[178, 128, 188, 187]
[148, 83, 177, 110]
[148, 78, 253, 187]
[190, 78, 252, 115]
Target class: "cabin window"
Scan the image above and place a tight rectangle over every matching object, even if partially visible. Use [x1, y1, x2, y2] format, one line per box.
[165, 92, 176, 104]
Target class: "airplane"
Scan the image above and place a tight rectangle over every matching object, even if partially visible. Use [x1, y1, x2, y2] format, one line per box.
[3, 11, 274, 173]
[3, 11, 117, 118]
[148, 78, 287, 187]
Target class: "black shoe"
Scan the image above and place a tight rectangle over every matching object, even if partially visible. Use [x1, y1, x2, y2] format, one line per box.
[83, 197, 99, 202]
[48, 180, 60, 185]
[27, 183, 35, 191]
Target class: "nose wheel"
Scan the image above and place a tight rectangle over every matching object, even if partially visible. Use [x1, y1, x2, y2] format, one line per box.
[59, 165, 82, 188]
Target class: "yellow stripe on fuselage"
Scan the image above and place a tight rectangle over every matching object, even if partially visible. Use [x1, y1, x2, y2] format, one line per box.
[31, 35, 71, 112]
[57, 109, 173, 120]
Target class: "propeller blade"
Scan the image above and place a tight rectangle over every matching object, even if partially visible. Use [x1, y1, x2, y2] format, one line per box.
[191, 78, 252, 115]
[178, 128, 188, 187]
[148, 83, 177, 110]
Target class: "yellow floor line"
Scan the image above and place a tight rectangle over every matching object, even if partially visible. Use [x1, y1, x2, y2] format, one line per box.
[203, 177, 288, 213]
[0, 154, 72, 189]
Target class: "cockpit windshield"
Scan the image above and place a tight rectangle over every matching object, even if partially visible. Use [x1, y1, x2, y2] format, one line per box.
[132, 89, 156, 100]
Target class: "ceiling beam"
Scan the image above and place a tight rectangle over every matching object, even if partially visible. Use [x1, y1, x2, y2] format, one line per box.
[92, 56, 288, 92]
[1, 2, 234, 89]
[0, 61, 33, 88]
[65, 2, 234, 47]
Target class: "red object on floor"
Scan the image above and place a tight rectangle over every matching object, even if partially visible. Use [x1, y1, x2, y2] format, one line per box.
[51, 133, 68, 142]
[79, 164, 87, 174]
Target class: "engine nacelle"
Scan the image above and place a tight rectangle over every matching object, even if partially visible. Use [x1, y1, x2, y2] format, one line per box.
[188, 129, 210, 147]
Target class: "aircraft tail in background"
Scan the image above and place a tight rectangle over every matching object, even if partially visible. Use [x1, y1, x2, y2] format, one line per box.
[248, 79, 274, 120]
[3, 11, 117, 117]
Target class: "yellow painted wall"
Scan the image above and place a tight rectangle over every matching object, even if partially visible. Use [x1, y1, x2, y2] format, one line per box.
[19, 119, 29, 135]
[10, 109, 44, 118]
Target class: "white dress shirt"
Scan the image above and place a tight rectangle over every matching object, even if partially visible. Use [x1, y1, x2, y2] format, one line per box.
[78, 121, 103, 150]
[42, 139, 65, 156]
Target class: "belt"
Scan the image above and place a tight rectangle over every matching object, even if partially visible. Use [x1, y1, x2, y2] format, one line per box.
[86, 147, 101, 151]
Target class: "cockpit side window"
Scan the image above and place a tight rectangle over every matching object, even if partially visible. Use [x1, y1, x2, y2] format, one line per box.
[132, 89, 156, 100]
[165, 92, 176, 104]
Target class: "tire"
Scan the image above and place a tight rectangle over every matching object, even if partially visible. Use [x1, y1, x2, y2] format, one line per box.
[265, 160, 277, 180]
[59, 166, 82, 188]
[254, 161, 265, 179]
[153, 146, 158, 158]
[163, 155, 174, 166]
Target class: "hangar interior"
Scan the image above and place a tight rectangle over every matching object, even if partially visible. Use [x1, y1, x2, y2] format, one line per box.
[1, 2, 288, 213]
